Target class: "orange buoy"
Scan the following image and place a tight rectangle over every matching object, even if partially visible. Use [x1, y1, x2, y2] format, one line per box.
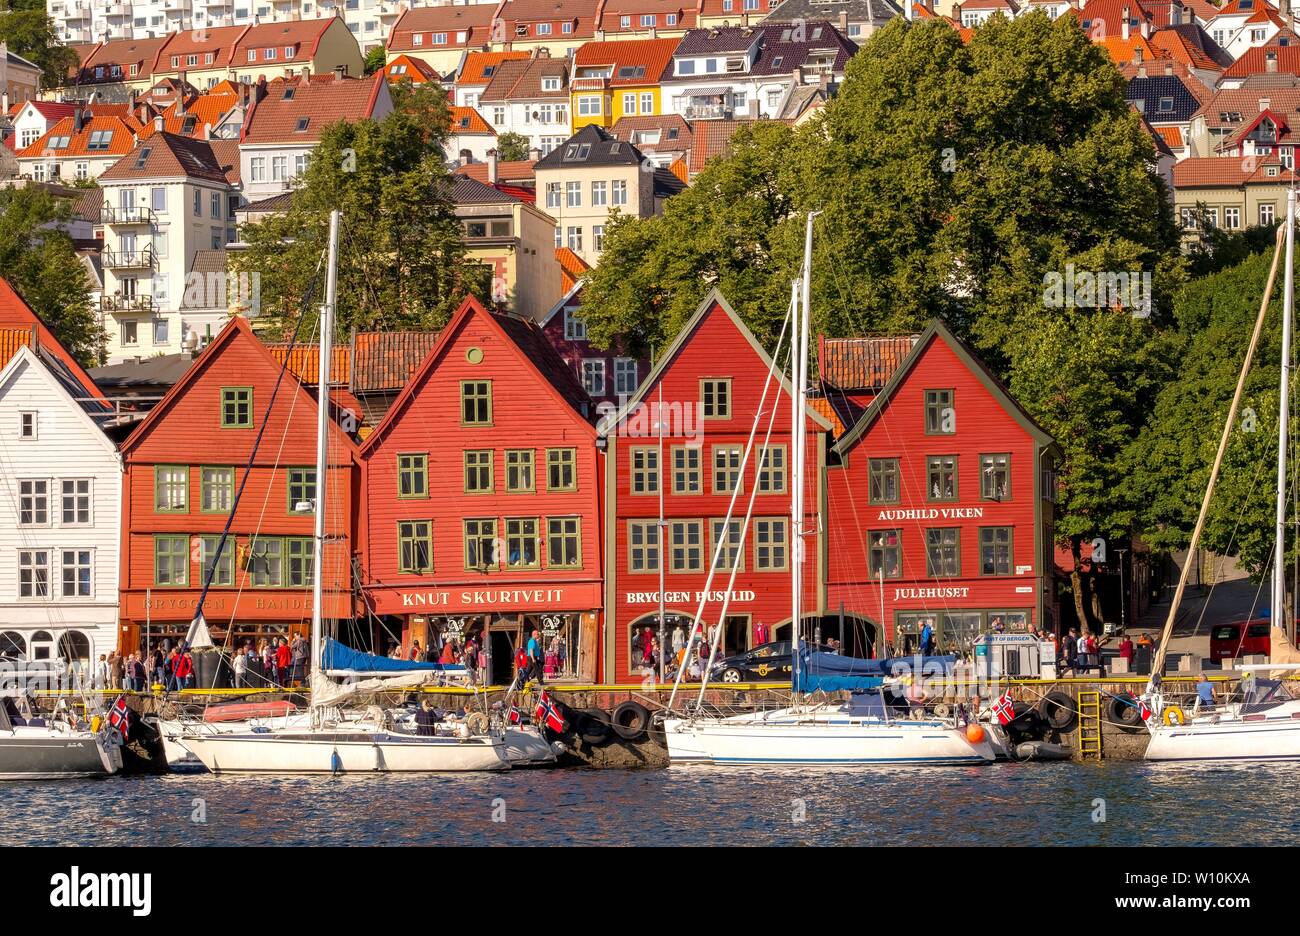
[966, 724, 986, 744]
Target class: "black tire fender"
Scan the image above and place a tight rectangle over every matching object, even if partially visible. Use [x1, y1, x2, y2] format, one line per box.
[577, 708, 612, 746]
[1038, 691, 1078, 731]
[610, 700, 652, 741]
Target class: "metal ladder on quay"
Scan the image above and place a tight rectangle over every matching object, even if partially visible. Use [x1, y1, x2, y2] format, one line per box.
[1076, 690, 1102, 759]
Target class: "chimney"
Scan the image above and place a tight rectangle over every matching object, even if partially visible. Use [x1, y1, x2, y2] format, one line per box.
[73, 107, 84, 132]
[488, 148, 498, 183]
[1165, 62, 1174, 75]
[595, 28, 605, 41]
[1260, 97, 1271, 112]
[178, 69, 187, 93]
[203, 122, 212, 140]
[1122, 8, 1130, 41]
[838, 10, 849, 31]
[176, 90, 187, 117]
[649, 26, 657, 38]
[1140, 16, 1150, 38]
[1137, 62, 1146, 77]
[528, 146, 541, 160]
[791, 66, 802, 85]
[334, 64, 347, 80]
[1267, 50, 1279, 72]
[154, 114, 164, 132]
[1133, 47, 1143, 64]
[459, 152, 471, 166]
[1171, 3, 1179, 25]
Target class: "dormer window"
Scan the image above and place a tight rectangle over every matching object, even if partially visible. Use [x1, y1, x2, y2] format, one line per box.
[1268, 165, 1280, 177]
[1157, 96, 1174, 113]
[182, 116, 196, 134]
[542, 75, 560, 91]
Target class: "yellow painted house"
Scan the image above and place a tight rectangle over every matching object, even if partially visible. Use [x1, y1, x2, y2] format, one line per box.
[569, 38, 680, 130]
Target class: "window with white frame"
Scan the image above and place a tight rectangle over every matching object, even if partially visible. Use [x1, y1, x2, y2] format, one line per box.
[250, 157, 266, 182]
[61, 550, 92, 598]
[566, 181, 582, 207]
[593, 224, 605, 251]
[546, 182, 561, 209]
[614, 358, 637, 395]
[19, 412, 36, 439]
[19, 550, 49, 598]
[623, 92, 637, 114]
[641, 92, 653, 114]
[567, 226, 583, 251]
[564, 308, 587, 341]
[19, 480, 48, 525]
[582, 358, 606, 396]
[61, 479, 91, 525]
[612, 179, 628, 205]
[591, 180, 607, 206]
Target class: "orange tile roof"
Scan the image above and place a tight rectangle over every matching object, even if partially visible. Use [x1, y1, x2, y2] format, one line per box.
[16, 115, 139, 159]
[668, 156, 689, 185]
[72, 36, 171, 85]
[241, 74, 387, 145]
[454, 159, 537, 183]
[1223, 44, 1300, 80]
[99, 132, 232, 184]
[1154, 124, 1184, 148]
[266, 343, 352, 386]
[230, 17, 338, 65]
[351, 331, 441, 393]
[449, 105, 494, 135]
[572, 37, 681, 85]
[1172, 155, 1299, 187]
[1098, 35, 1162, 66]
[385, 54, 441, 84]
[458, 51, 532, 86]
[819, 335, 919, 392]
[597, 0, 700, 33]
[555, 247, 590, 291]
[153, 25, 246, 72]
[156, 92, 239, 137]
[388, 5, 499, 53]
[808, 396, 845, 438]
[0, 278, 106, 400]
[0, 327, 35, 372]
[1147, 29, 1227, 74]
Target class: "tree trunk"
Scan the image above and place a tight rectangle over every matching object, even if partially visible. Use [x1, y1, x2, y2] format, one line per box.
[1071, 536, 1091, 637]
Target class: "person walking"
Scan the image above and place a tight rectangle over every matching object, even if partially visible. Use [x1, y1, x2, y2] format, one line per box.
[275, 637, 291, 688]
[174, 646, 194, 691]
[232, 645, 248, 689]
[93, 653, 108, 690]
[527, 629, 544, 685]
[920, 619, 935, 656]
[290, 633, 307, 687]
[1063, 629, 1078, 676]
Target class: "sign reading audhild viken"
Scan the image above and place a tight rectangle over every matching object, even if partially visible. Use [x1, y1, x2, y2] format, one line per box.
[49, 867, 151, 916]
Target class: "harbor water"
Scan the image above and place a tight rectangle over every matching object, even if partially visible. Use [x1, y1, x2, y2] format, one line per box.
[6, 761, 1299, 846]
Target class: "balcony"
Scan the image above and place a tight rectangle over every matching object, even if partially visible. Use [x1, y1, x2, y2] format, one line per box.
[106, 2, 131, 17]
[100, 205, 157, 225]
[64, 27, 94, 42]
[63, 3, 92, 21]
[99, 294, 156, 314]
[571, 76, 612, 92]
[683, 103, 734, 120]
[102, 247, 157, 270]
[163, 0, 192, 9]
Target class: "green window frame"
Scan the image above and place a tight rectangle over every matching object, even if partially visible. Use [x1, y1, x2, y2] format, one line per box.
[869, 458, 900, 504]
[505, 517, 539, 569]
[464, 450, 493, 494]
[547, 516, 581, 569]
[754, 517, 788, 571]
[980, 453, 1011, 501]
[757, 444, 786, 494]
[505, 449, 535, 493]
[248, 536, 283, 587]
[669, 519, 703, 572]
[671, 445, 701, 495]
[710, 517, 743, 571]
[154, 465, 189, 513]
[925, 527, 961, 577]
[154, 534, 189, 586]
[979, 526, 1013, 576]
[287, 467, 317, 513]
[221, 387, 253, 428]
[628, 520, 660, 573]
[464, 518, 497, 571]
[200, 466, 234, 514]
[398, 453, 428, 498]
[701, 378, 732, 419]
[629, 446, 659, 495]
[712, 445, 743, 496]
[461, 379, 493, 426]
[398, 520, 433, 574]
[285, 537, 315, 587]
[927, 455, 958, 502]
[925, 388, 954, 435]
[199, 534, 233, 587]
[547, 448, 577, 492]
[868, 529, 902, 580]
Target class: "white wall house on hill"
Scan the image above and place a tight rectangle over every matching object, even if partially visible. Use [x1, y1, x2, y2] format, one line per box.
[0, 346, 122, 682]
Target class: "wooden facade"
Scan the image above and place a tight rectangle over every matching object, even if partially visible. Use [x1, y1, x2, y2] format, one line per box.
[825, 321, 1060, 656]
[601, 291, 830, 683]
[358, 297, 603, 683]
[117, 317, 359, 654]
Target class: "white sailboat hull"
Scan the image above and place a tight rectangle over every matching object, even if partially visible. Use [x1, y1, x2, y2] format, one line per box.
[177, 730, 511, 773]
[663, 709, 995, 766]
[1145, 706, 1300, 762]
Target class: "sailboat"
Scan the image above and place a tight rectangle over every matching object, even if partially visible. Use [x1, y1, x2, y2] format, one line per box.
[1144, 188, 1300, 762]
[177, 212, 510, 774]
[0, 688, 123, 779]
[661, 214, 996, 767]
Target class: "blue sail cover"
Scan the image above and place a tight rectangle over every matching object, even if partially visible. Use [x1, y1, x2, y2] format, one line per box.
[794, 650, 957, 694]
[321, 638, 465, 673]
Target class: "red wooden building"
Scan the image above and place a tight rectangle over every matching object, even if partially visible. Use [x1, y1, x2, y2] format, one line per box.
[358, 297, 603, 683]
[823, 320, 1060, 656]
[117, 317, 360, 654]
[601, 290, 830, 683]
[538, 280, 650, 407]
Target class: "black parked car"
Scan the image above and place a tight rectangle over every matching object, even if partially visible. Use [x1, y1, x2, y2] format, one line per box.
[709, 641, 833, 683]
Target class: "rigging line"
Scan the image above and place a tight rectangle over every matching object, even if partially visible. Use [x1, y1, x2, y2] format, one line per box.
[191, 247, 327, 643]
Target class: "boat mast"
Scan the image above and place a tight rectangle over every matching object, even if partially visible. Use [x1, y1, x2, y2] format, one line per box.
[657, 382, 666, 683]
[1275, 189, 1295, 635]
[312, 209, 340, 695]
[791, 211, 818, 701]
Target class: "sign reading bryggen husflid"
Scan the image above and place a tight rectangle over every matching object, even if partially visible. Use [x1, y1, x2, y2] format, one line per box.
[822, 321, 1060, 657]
[358, 298, 603, 684]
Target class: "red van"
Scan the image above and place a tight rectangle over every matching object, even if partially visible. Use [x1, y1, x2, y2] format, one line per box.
[1209, 619, 1272, 663]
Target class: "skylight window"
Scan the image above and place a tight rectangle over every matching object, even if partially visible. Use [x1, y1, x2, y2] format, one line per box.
[283, 87, 296, 100]
[295, 117, 310, 132]
[86, 130, 113, 151]
[48, 134, 71, 149]
[134, 147, 152, 168]
[564, 142, 591, 160]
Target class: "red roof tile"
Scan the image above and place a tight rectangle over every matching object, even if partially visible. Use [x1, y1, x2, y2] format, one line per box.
[16, 114, 139, 159]
[99, 132, 232, 184]
[1172, 155, 1299, 186]
[597, 0, 700, 33]
[555, 247, 590, 290]
[351, 331, 442, 393]
[388, 5, 499, 53]
[385, 54, 442, 84]
[449, 105, 494, 135]
[266, 343, 352, 385]
[0, 278, 106, 400]
[454, 159, 537, 183]
[497, 0, 601, 40]
[457, 50, 532, 86]
[230, 17, 339, 66]
[241, 74, 387, 145]
[572, 37, 681, 86]
[1223, 44, 1300, 80]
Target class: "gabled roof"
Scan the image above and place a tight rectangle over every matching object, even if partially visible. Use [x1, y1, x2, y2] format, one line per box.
[688, 118, 790, 174]
[386, 54, 442, 84]
[12, 101, 78, 122]
[763, 0, 900, 26]
[266, 343, 352, 386]
[449, 105, 494, 135]
[571, 38, 682, 86]
[819, 335, 920, 392]
[0, 278, 107, 403]
[241, 74, 388, 145]
[535, 123, 646, 169]
[478, 55, 569, 102]
[453, 159, 538, 183]
[599, 288, 832, 436]
[16, 114, 139, 160]
[496, 0, 602, 38]
[597, 0, 702, 32]
[555, 247, 590, 291]
[388, 4, 500, 53]
[1124, 70, 1209, 123]
[359, 296, 593, 456]
[153, 91, 240, 138]
[670, 22, 857, 79]
[456, 50, 532, 86]
[832, 319, 1055, 455]
[118, 315, 359, 457]
[71, 35, 172, 86]
[1172, 154, 1298, 186]
[230, 16, 341, 65]
[351, 331, 442, 393]
[451, 174, 524, 205]
[1223, 43, 1300, 80]
[1192, 81, 1300, 135]
[612, 113, 693, 152]
[99, 132, 231, 184]
[152, 24, 246, 72]
[0, 346, 117, 449]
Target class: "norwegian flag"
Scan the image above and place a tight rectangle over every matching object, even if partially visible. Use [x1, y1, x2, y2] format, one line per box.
[1139, 699, 1153, 722]
[508, 705, 522, 725]
[106, 696, 130, 733]
[992, 693, 1016, 726]
[534, 690, 565, 734]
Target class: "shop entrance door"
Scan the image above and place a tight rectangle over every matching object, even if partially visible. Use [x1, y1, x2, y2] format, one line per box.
[490, 630, 515, 685]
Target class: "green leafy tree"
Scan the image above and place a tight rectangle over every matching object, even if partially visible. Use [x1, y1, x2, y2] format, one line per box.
[495, 131, 531, 162]
[363, 44, 387, 77]
[230, 80, 489, 337]
[0, 1, 80, 90]
[0, 187, 103, 366]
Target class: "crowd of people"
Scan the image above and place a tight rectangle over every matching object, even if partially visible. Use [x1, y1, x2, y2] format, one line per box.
[83, 632, 310, 693]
